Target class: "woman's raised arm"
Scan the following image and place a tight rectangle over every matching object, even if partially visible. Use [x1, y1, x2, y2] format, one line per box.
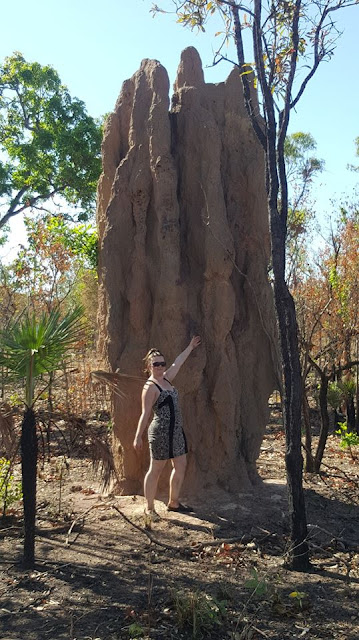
[165, 336, 201, 382]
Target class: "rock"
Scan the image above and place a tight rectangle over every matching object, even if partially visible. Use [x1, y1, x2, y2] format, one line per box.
[97, 47, 278, 496]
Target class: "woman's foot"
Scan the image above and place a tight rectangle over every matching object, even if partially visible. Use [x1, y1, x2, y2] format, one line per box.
[144, 508, 161, 522]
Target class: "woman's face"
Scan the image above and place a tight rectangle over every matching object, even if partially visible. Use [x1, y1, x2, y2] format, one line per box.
[150, 355, 166, 377]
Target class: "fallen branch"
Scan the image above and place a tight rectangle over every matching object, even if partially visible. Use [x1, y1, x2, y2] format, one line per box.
[190, 536, 248, 551]
[321, 461, 359, 491]
[65, 503, 104, 545]
[251, 626, 269, 638]
[109, 502, 261, 554]
[309, 540, 356, 579]
[109, 503, 185, 553]
[307, 523, 358, 550]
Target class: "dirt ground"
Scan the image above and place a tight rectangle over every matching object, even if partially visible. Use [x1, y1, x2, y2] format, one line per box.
[1, 411, 358, 640]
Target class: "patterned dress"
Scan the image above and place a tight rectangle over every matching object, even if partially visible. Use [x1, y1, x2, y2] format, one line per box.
[147, 380, 188, 460]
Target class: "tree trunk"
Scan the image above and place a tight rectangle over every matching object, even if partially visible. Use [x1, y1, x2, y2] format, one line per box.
[302, 392, 314, 472]
[314, 375, 329, 472]
[46, 372, 54, 460]
[334, 408, 340, 431]
[237, 0, 309, 564]
[271, 212, 309, 571]
[275, 283, 309, 569]
[21, 407, 38, 568]
[346, 398, 356, 431]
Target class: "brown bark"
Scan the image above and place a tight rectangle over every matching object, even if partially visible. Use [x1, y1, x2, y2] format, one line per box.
[314, 375, 330, 473]
[21, 407, 38, 568]
[270, 211, 309, 570]
[346, 398, 356, 431]
[302, 392, 313, 472]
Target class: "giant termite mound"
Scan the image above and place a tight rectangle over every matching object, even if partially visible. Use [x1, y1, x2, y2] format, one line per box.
[97, 47, 278, 496]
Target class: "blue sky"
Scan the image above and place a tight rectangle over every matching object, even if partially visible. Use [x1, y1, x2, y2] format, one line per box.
[1, 0, 358, 255]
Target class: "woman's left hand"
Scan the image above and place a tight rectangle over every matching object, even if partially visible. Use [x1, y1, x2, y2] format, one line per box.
[190, 335, 201, 350]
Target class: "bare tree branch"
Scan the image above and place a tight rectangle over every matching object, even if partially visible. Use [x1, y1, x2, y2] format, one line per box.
[0, 187, 67, 230]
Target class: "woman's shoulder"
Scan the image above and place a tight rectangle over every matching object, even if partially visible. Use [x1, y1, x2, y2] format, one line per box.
[143, 379, 162, 393]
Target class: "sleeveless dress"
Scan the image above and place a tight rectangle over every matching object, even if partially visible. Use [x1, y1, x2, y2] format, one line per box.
[147, 380, 188, 460]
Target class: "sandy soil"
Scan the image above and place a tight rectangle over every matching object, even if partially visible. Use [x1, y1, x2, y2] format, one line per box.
[0, 415, 358, 640]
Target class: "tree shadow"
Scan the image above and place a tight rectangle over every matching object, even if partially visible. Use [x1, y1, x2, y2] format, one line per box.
[2, 486, 359, 640]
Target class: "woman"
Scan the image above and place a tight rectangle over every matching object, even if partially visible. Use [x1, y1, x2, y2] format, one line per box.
[133, 336, 201, 520]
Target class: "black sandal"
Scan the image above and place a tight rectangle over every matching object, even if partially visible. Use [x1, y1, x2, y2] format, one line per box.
[167, 503, 194, 513]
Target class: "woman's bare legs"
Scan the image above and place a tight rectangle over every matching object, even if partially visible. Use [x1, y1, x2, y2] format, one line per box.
[144, 458, 167, 511]
[168, 454, 187, 508]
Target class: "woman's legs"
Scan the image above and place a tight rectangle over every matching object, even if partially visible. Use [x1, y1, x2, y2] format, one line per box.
[144, 458, 167, 511]
[168, 454, 187, 508]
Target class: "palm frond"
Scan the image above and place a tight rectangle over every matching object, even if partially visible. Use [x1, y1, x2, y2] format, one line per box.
[0, 307, 83, 376]
[0, 402, 17, 458]
[0, 306, 84, 406]
[90, 436, 118, 491]
[90, 370, 146, 400]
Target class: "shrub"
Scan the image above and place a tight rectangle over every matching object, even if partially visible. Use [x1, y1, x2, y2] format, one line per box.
[0, 457, 22, 515]
[335, 421, 359, 459]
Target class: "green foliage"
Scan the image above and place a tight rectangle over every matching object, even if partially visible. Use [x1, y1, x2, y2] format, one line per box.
[0, 457, 22, 515]
[172, 589, 226, 638]
[335, 421, 359, 449]
[287, 206, 308, 235]
[0, 306, 83, 406]
[0, 213, 98, 353]
[327, 382, 342, 410]
[329, 264, 340, 290]
[9, 392, 22, 407]
[0, 224, 9, 247]
[244, 571, 311, 616]
[283, 132, 324, 284]
[285, 132, 319, 159]
[153, 2, 352, 106]
[244, 568, 268, 597]
[151, 1, 216, 32]
[288, 591, 308, 609]
[285, 132, 324, 223]
[45, 215, 98, 269]
[347, 136, 359, 173]
[128, 622, 145, 638]
[0, 52, 102, 228]
[338, 378, 356, 401]
[329, 264, 350, 320]
[5, 214, 97, 319]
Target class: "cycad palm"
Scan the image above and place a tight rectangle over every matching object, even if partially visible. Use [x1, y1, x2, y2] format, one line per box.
[0, 307, 83, 567]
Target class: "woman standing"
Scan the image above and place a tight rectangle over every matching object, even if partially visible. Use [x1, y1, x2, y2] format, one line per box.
[133, 336, 201, 520]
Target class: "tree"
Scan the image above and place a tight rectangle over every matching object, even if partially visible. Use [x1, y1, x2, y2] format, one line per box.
[0, 212, 98, 449]
[294, 208, 359, 470]
[152, 0, 358, 570]
[284, 132, 324, 286]
[347, 136, 359, 173]
[0, 52, 102, 230]
[0, 307, 83, 567]
[12, 214, 98, 312]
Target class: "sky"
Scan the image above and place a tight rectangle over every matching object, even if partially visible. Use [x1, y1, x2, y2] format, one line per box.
[1, 0, 358, 258]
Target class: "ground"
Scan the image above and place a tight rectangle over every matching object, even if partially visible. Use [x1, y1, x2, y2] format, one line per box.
[0, 410, 358, 640]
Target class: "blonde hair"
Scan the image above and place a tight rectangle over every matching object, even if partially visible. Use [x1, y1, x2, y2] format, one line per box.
[143, 348, 164, 375]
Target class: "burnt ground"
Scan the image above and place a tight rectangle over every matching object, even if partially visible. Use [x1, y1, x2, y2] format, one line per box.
[0, 412, 358, 640]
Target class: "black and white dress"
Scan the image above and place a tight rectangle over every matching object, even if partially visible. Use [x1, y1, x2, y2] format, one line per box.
[147, 380, 188, 460]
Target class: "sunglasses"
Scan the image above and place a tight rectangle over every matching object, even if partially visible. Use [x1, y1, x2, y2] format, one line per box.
[152, 361, 166, 367]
